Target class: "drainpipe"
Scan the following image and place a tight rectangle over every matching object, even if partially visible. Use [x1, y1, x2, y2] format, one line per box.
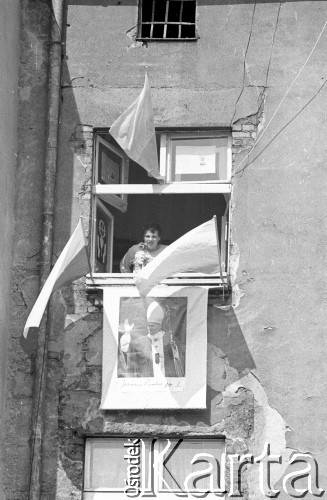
[28, 1, 64, 498]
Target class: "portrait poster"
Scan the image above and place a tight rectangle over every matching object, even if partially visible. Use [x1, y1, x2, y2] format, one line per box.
[101, 286, 208, 409]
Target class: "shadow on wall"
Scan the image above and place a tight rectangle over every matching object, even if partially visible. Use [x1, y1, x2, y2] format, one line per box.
[208, 303, 255, 375]
[54, 58, 83, 247]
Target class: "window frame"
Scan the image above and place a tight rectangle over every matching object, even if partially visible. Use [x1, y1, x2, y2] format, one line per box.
[94, 135, 129, 213]
[83, 436, 226, 498]
[159, 129, 232, 183]
[89, 129, 232, 289]
[137, 0, 198, 42]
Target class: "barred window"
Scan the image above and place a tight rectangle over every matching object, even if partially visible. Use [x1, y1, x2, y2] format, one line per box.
[138, 0, 197, 41]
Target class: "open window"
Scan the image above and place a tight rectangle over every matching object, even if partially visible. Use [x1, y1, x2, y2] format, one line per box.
[90, 129, 231, 288]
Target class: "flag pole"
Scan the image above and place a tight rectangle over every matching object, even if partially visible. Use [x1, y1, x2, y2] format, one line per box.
[80, 216, 95, 285]
[213, 215, 226, 289]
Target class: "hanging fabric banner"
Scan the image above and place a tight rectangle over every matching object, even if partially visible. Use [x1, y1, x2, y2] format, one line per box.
[101, 286, 208, 409]
[109, 73, 162, 180]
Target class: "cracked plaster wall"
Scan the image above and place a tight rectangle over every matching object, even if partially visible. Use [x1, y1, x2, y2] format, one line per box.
[229, 5, 327, 500]
[52, 1, 327, 498]
[53, 1, 327, 496]
[5, 1, 327, 498]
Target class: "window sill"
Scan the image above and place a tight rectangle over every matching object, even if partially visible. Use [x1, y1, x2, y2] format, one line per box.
[94, 183, 232, 196]
[86, 273, 229, 288]
[136, 37, 198, 42]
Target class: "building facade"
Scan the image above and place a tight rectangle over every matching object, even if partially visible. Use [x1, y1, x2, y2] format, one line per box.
[2, 0, 327, 498]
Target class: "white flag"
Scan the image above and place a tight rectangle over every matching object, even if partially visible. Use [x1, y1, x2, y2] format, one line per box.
[23, 219, 91, 338]
[135, 217, 220, 296]
[109, 73, 162, 180]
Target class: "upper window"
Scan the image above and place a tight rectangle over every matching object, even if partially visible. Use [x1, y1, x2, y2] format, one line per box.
[138, 0, 197, 41]
[159, 130, 231, 183]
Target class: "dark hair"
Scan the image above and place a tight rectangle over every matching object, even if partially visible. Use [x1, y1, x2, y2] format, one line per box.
[143, 223, 162, 238]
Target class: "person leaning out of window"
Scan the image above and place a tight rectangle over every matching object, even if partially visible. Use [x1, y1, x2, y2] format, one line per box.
[120, 223, 167, 273]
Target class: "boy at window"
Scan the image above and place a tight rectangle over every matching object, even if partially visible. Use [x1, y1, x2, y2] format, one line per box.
[120, 223, 167, 273]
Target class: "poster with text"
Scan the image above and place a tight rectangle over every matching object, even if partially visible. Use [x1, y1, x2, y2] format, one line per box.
[101, 286, 208, 409]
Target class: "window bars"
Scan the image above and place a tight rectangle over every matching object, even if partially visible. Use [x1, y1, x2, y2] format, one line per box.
[138, 0, 197, 40]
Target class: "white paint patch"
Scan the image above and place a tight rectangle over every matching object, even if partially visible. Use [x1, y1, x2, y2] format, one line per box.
[56, 458, 81, 500]
[75, 155, 88, 170]
[65, 313, 88, 328]
[232, 283, 244, 309]
[126, 26, 143, 49]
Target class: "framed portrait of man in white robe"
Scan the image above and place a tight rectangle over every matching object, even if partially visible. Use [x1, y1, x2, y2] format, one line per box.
[101, 286, 208, 409]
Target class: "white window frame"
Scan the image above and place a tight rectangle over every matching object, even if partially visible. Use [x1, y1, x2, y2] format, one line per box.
[90, 130, 232, 288]
[159, 130, 232, 183]
[83, 437, 225, 499]
[94, 135, 129, 213]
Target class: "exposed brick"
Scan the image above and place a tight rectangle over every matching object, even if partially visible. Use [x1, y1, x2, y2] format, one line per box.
[242, 124, 255, 131]
[232, 131, 251, 138]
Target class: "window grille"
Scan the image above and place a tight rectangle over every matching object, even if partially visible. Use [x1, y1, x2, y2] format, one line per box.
[138, 0, 197, 41]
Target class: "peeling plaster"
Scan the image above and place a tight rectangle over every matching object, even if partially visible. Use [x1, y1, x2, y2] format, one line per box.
[207, 344, 239, 392]
[226, 83, 296, 496]
[126, 26, 143, 49]
[82, 397, 101, 430]
[232, 86, 263, 124]
[225, 372, 295, 499]
[229, 242, 240, 286]
[65, 313, 88, 328]
[257, 90, 266, 135]
[56, 458, 82, 500]
[232, 284, 245, 309]
[230, 89, 267, 311]
[229, 242, 244, 309]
